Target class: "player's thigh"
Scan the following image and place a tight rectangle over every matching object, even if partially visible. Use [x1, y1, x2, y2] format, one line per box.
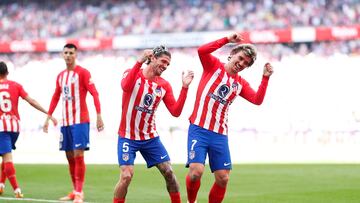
[71, 123, 90, 150]
[60, 126, 73, 151]
[117, 136, 138, 166]
[0, 132, 18, 155]
[208, 134, 231, 172]
[186, 124, 210, 166]
[140, 137, 170, 168]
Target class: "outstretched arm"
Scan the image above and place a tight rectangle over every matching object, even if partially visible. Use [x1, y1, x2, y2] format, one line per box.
[43, 82, 61, 133]
[23, 95, 57, 133]
[121, 49, 152, 92]
[163, 71, 194, 117]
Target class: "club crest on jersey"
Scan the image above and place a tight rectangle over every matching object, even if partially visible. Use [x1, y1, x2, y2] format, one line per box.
[155, 87, 162, 97]
[232, 82, 238, 90]
[143, 93, 154, 107]
[71, 76, 77, 83]
[122, 153, 129, 161]
[189, 150, 195, 160]
[217, 84, 230, 98]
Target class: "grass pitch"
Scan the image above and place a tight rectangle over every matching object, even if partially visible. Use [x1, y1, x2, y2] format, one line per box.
[0, 164, 359, 202]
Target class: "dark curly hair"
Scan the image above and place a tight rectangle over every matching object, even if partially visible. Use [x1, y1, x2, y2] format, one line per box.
[0, 61, 9, 76]
[146, 45, 171, 65]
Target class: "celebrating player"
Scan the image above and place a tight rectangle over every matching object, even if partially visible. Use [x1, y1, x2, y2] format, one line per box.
[113, 46, 194, 203]
[0, 61, 57, 198]
[43, 44, 104, 203]
[185, 32, 274, 203]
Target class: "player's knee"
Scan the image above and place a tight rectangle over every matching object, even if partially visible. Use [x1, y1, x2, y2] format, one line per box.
[120, 170, 133, 184]
[215, 174, 229, 186]
[163, 168, 176, 181]
[189, 169, 203, 181]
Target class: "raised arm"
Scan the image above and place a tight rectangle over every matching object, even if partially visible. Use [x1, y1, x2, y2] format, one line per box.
[239, 63, 273, 105]
[121, 49, 152, 92]
[198, 32, 244, 72]
[163, 70, 194, 117]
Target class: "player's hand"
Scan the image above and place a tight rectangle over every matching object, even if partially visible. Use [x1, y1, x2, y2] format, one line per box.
[137, 49, 153, 64]
[263, 63, 274, 77]
[182, 70, 194, 88]
[227, 32, 244, 43]
[50, 116, 58, 127]
[43, 118, 50, 133]
[96, 114, 104, 132]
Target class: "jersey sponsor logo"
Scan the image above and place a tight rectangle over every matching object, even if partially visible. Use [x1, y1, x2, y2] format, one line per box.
[63, 86, 70, 94]
[160, 155, 168, 159]
[189, 150, 195, 160]
[63, 95, 74, 101]
[217, 84, 230, 98]
[208, 93, 228, 105]
[122, 153, 129, 161]
[135, 106, 154, 114]
[207, 84, 231, 105]
[143, 93, 154, 107]
[223, 162, 231, 166]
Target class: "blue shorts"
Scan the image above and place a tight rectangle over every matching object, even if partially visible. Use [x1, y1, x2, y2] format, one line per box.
[0, 132, 19, 155]
[117, 136, 170, 168]
[186, 124, 232, 172]
[60, 123, 90, 151]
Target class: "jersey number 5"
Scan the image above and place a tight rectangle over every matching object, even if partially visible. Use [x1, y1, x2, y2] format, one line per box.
[0, 91, 12, 112]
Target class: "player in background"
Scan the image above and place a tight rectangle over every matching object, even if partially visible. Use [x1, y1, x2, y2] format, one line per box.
[113, 46, 194, 203]
[43, 44, 104, 203]
[185, 32, 274, 203]
[0, 61, 57, 198]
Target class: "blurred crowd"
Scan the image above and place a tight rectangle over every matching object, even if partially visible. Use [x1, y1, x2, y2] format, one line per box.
[1, 0, 360, 68]
[2, 40, 360, 68]
[0, 0, 359, 40]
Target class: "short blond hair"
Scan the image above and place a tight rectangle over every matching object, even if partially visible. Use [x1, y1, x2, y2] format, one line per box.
[230, 44, 257, 66]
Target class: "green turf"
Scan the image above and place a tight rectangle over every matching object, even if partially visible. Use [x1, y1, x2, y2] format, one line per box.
[0, 164, 360, 202]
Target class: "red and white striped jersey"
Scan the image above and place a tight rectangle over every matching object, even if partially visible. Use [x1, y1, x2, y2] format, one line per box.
[48, 65, 101, 126]
[189, 37, 269, 135]
[0, 80, 28, 132]
[119, 62, 188, 140]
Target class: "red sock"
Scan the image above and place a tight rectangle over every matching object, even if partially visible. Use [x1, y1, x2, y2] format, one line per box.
[208, 183, 226, 203]
[0, 161, 6, 183]
[169, 191, 181, 203]
[113, 197, 125, 203]
[68, 157, 76, 190]
[4, 162, 18, 190]
[74, 156, 86, 193]
[186, 175, 200, 203]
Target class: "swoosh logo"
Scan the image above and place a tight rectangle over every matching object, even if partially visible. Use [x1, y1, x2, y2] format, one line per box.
[160, 155, 168, 159]
[75, 144, 82, 147]
[223, 163, 231, 166]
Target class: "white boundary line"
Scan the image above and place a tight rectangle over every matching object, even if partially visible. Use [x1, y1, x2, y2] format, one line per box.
[0, 196, 92, 203]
